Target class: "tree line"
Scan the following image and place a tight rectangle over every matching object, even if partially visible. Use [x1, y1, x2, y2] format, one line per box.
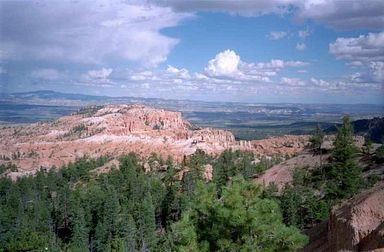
[0, 152, 305, 251]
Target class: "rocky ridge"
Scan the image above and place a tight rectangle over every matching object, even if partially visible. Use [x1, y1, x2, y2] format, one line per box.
[0, 104, 308, 176]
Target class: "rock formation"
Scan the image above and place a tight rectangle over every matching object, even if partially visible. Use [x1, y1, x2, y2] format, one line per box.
[0, 104, 308, 176]
[329, 181, 384, 251]
[302, 181, 384, 252]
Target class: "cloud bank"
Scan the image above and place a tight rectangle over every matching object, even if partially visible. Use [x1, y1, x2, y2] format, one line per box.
[0, 0, 191, 67]
[164, 0, 384, 30]
[330, 32, 384, 82]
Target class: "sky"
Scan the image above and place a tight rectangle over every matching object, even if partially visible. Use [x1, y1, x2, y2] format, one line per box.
[0, 0, 383, 104]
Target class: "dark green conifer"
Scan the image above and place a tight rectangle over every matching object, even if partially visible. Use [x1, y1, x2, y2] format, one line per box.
[325, 115, 363, 200]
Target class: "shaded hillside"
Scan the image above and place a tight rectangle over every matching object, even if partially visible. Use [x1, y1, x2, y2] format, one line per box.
[326, 117, 384, 143]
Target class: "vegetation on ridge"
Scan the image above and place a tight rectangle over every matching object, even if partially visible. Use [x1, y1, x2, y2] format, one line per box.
[267, 116, 368, 230]
[0, 115, 381, 251]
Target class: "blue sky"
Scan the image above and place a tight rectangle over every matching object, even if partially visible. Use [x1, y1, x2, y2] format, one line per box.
[0, 0, 383, 104]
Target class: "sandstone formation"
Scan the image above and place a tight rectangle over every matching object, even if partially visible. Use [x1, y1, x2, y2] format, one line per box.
[302, 181, 384, 252]
[251, 135, 308, 156]
[329, 181, 384, 251]
[0, 104, 309, 176]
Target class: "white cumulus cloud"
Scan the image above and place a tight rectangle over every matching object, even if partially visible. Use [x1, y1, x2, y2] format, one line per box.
[82, 49, 378, 102]
[205, 50, 241, 77]
[166, 65, 191, 79]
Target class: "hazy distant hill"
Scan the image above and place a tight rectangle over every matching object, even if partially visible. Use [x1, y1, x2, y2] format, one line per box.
[325, 117, 384, 143]
[2, 90, 384, 140]
[5, 90, 109, 101]
[3, 90, 384, 114]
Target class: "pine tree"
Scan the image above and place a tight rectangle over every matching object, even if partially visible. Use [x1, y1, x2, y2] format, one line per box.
[118, 208, 137, 252]
[325, 115, 363, 200]
[279, 169, 329, 229]
[171, 176, 308, 251]
[69, 207, 88, 251]
[309, 124, 325, 167]
[332, 116, 357, 162]
[104, 188, 120, 241]
[139, 193, 157, 252]
[94, 220, 108, 251]
[212, 150, 235, 190]
[6, 228, 48, 251]
[280, 184, 302, 228]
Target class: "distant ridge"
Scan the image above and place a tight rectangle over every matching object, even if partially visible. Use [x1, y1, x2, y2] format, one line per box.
[2, 90, 383, 140]
[325, 117, 384, 143]
[4, 90, 384, 107]
[9, 90, 109, 100]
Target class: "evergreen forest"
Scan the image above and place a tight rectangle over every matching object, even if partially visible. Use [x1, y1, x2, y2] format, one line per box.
[0, 116, 382, 251]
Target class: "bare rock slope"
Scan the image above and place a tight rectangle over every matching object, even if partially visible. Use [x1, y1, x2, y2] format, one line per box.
[302, 181, 384, 252]
[0, 104, 308, 175]
[329, 181, 384, 252]
[255, 135, 365, 191]
[255, 152, 324, 190]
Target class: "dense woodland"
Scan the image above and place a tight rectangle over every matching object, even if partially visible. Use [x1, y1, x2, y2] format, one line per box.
[0, 116, 382, 251]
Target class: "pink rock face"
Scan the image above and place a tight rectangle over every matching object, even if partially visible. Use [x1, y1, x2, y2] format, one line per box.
[329, 182, 384, 252]
[301, 182, 384, 252]
[250, 135, 309, 156]
[0, 104, 308, 175]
